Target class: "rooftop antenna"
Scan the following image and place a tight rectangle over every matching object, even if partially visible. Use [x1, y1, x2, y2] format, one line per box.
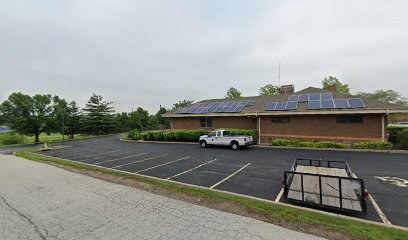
[278, 62, 281, 87]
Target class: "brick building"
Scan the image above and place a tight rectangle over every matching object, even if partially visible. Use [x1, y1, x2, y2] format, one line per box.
[164, 86, 408, 144]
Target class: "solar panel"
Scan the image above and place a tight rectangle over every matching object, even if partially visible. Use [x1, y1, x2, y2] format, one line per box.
[321, 100, 335, 109]
[265, 102, 277, 111]
[275, 102, 287, 110]
[288, 95, 299, 102]
[298, 94, 309, 102]
[308, 100, 322, 109]
[175, 107, 189, 114]
[309, 94, 321, 101]
[321, 93, 333, 100]
[333, 99, 349, 108]
[347, 98, 365, 108]
[285, 101, 298, 110]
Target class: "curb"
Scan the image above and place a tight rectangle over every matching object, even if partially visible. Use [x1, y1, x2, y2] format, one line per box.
[21, 150, 408, 232]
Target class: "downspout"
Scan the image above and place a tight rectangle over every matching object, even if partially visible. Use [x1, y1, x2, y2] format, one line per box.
[256, 112, 261, 145]
[382, 109, 390, 142]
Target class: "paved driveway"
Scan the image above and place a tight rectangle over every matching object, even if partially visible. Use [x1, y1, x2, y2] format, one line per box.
[0, 154, 323, 240]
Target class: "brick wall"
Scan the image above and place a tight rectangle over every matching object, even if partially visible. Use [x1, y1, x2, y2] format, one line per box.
[171, 116, 257, 130]
[260, 114, 384, 143]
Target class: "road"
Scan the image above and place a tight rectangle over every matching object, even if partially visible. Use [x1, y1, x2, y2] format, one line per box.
[0, 154, 323, 240]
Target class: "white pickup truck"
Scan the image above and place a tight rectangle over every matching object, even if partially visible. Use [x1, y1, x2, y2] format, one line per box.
[199, 129, 254, 150]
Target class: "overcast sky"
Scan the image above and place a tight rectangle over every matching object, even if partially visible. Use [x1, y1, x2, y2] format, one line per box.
[1, 0, 407, 113]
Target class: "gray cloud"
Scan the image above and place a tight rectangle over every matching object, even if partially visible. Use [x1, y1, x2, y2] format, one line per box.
[1, 0, 407, 113]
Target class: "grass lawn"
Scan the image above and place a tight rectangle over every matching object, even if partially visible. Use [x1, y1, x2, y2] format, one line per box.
[16, 148, 408, 240]
[0, 132, 94, 147]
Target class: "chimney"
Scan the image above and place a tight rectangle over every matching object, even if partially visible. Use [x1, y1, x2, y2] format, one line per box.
[324, 84, 337, 92]
[279, 84, 295, 95]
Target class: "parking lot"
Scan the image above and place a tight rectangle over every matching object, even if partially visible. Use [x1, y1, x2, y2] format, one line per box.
[38, 135, 408, 227]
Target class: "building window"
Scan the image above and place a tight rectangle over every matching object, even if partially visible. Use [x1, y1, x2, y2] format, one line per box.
[271, 117, 290, 123]
[200, 118, 212, 128]
[336, 116, 363, 123]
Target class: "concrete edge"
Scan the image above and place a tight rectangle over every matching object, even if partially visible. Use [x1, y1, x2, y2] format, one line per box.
[120, 138, 408, 154]
[21, 150, 408, 232]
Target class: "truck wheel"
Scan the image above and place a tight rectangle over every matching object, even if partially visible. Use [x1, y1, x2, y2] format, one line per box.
[231, 141, 239, 150]
[200, 140, 207, 148]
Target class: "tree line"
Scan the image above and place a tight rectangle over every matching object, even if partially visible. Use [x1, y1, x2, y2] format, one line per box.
[0, 93, 173, 142]
[222, 76, 408, 106]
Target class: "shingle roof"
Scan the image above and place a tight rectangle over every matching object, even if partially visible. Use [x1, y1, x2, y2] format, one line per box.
[164, 87, 408, 117]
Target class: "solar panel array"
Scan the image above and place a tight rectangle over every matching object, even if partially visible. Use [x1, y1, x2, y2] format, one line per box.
[265, 93, 366, 111]
[308, 98, 366, 110]
[175, 99, 255, 114]
[265, 101, 298, 111]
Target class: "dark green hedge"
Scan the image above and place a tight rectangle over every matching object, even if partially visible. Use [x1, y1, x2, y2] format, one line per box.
[387, 126, 407, 143]
[271, 139, 347, 149]
[351, 141, 393, 150]
[397, 129, 408, 150]
[127, 129, 258, 143]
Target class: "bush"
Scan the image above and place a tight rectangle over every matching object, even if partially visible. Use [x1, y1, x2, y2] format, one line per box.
[225, 129, 258, 143]
[387, 126, 407, 143]
[127, 129, 141, 140]
[397, 129, 408, 150]
[271, 139, 347, 149]
[0, 132, 27, 145]
[352, 141, 392, 150]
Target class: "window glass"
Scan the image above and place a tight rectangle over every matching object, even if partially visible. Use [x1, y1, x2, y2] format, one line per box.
[208, 131, 216, 137]
[336, 116, 363, 123]
[271, 117, 290, 123]
[224, 131, 230, 136]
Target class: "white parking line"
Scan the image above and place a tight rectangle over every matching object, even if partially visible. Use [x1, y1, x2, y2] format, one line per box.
[210, 163, 251, 189]
[94, 153, 149, 165]
[166, 159, 217, 180]
[70, 150, 121, 159]
[92, 151, 132, 160]
[112, 154, 168, 169]
[275, 188, 284, 202]
[135, 156, 190, 173]
[352, 173, 391, 225]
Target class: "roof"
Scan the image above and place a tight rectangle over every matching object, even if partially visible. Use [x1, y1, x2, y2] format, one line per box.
[164, 87, 408, 117]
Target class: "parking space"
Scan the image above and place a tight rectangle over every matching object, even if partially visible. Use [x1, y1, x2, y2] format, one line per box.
[37, 135, 408, 227]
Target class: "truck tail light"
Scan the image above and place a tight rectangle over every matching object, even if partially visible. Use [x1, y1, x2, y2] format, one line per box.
[363, 190, 369, 198]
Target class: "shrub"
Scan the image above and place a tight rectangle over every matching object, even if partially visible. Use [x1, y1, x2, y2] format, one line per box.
[351, 141, 392, 150]
[271, 139, 347, 149]
[0, 132, 27, 145]
[387, 126, 407, 143]
[397, 129, 408, 150]
[127, 129, 141, 140]
[225, 129, 258, 143]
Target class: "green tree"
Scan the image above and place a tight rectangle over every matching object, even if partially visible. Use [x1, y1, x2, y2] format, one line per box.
[322, 76, 350, 94]
[65, 101, 82, 138]
[0, 92, 54, 142]
[155, 106, 170, 129]
[356, 90, 408, 106]
[51, 95, 68, 136]
[172, 99, 194, 110]
[225, 87, 242, 99]
[259, 84, 279, 96]
[129, 107, 150, 131]
[82, 94, 115, 135]
[114, 112, 131, 132]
